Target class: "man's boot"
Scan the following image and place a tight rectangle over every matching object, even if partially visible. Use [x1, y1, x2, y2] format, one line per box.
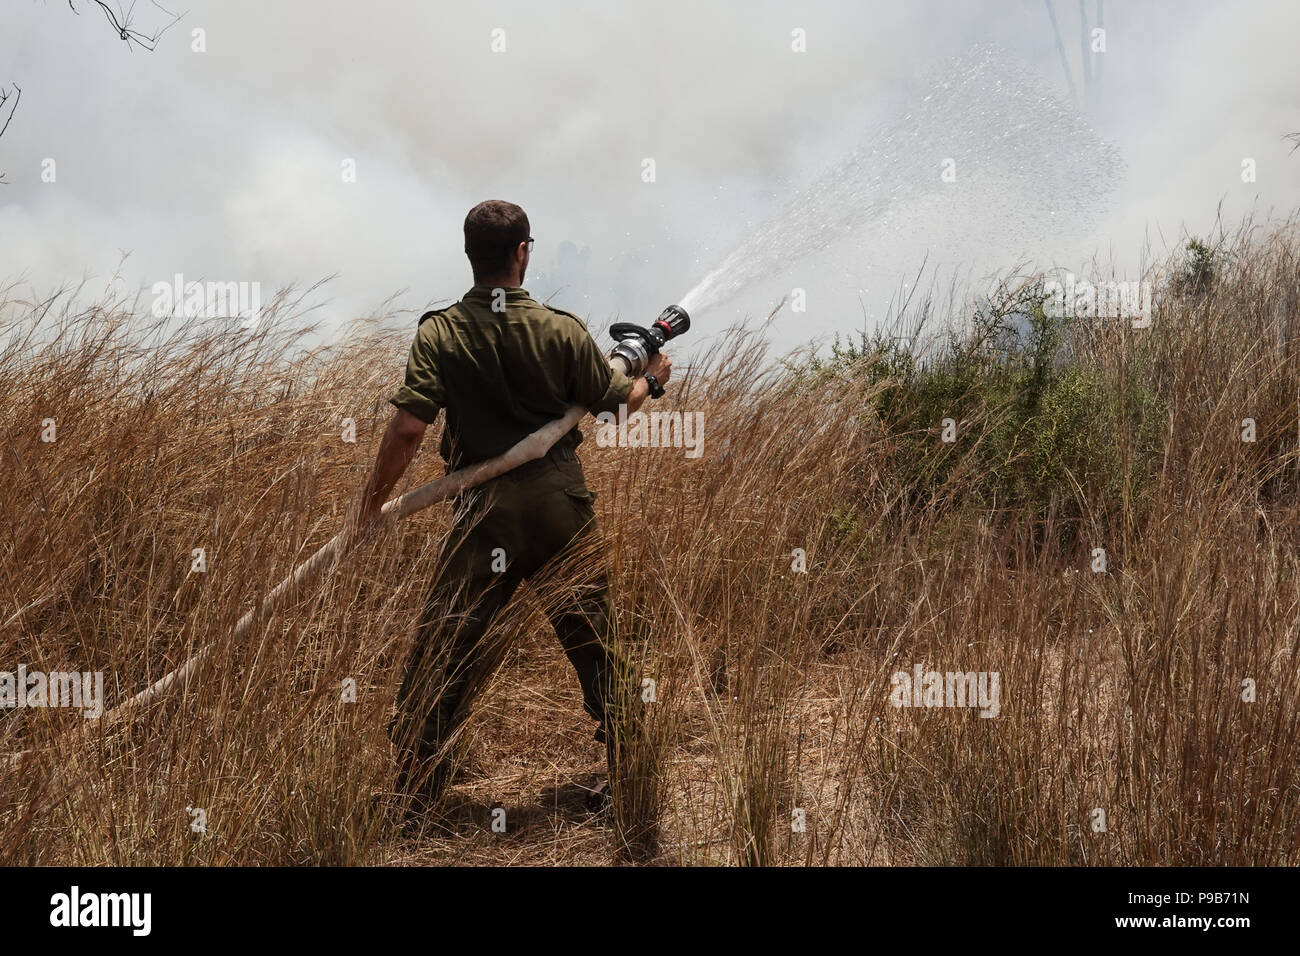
[585, 722, 613, 814]
[395, 747, 454, 827]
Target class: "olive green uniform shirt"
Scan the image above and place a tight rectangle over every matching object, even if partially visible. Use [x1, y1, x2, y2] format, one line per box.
[389, 286, 633, 467]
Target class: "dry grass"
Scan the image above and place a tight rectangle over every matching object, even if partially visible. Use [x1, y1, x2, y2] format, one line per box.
[3, 218, 1300, 866]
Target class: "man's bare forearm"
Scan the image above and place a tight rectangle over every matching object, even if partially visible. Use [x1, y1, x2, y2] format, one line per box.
[613, 351, 669, 417]
[624, 375, 652, 414]
[360, 408, 427, 518]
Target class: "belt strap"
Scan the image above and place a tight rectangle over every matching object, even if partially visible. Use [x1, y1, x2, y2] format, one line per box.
[548, 441, 578, 463]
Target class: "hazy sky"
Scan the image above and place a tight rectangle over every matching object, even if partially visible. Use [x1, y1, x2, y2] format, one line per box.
[2, 1, 1298, 356]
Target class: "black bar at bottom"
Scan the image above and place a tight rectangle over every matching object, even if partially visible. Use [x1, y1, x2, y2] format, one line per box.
[0, 866, 1279, 942]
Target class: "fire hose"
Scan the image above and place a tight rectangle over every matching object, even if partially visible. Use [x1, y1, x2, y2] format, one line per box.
[5, 304, 689, 762]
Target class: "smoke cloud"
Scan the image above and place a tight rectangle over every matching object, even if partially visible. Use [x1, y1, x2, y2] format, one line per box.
[1, 0, 1297, 354]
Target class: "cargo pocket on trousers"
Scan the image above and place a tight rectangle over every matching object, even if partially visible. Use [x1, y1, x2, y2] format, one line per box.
[563, 485, 597, 523]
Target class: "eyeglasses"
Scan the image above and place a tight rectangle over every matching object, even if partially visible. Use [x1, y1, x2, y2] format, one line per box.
[525, 237, 535, 252]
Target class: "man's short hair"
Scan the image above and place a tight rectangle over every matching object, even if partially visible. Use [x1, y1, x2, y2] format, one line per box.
[464, 200, 530, 279]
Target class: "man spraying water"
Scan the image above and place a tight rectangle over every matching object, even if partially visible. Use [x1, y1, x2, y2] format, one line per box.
[352, 200, 675, 821]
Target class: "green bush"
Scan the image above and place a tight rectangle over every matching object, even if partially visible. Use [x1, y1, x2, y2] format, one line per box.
[803, 291, 1166, 545]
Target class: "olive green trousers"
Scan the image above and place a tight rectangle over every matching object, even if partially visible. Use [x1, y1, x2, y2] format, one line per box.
[391, 452, 635, 799]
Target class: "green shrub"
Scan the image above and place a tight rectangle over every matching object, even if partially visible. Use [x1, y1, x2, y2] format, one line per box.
[803, 290, 1166, 545]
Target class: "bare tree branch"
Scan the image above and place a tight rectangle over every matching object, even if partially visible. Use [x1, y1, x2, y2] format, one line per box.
[1, 3, 181, 181]
[66, 0, 184, 52]
[0, 85, 21, 183]
[0, 85, 21, 142]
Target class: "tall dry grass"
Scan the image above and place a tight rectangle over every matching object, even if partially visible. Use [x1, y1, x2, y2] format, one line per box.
[2, 217, 1299, 865]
